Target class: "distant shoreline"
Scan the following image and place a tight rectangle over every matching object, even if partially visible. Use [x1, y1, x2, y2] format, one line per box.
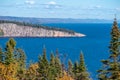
[0, 20, 86, 37]
[0, 36, 86, 38]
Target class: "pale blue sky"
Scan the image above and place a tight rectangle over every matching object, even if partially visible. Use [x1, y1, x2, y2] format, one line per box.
[0, 0, 120, 19]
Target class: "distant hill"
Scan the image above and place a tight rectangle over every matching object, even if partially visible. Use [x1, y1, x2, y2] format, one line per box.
[0, 16, 116, 24]
[0, 20, 85, 37]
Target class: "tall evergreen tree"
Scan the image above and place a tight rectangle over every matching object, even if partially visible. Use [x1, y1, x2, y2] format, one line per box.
[38, 47, 49, 80]
[16, 48, 26, 70]
[73, 61, 79, 77]
[98, 17, 120, 80]
[73, 52, 90, 80]
[77, 52, 90, 80]
[5, 38, 16, 65]
[79, 52, 86, 72]
[15, 48, 26, 80]
[48, 52, 56, 80]
[68, 60, 73, 77]
[55, 49, 63, 78]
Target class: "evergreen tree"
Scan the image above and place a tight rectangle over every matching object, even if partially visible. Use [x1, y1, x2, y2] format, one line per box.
[15, 48, 26, 79]
[0, 38, 18, 80]
[98, 17, 120, 80]
[17, 48, 26, 70]
[77, 52, 90, 80]
[50, 52, 55, 67]
[68, 60, 73, 77]
[73, 52, 90, 80]
[38, 47, 49, 80]
[48, 52, 56, 80]
[79, 52, 86, 72]
[5, 38, 16, 65]
[73, 61, 79, 77]
[55, 49, 63, 78]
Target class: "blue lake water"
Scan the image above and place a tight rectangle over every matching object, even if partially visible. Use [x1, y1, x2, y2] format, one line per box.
[0, 23, 118, 80]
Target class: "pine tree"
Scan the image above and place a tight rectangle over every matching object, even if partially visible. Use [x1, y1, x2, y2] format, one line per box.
[79, 52, 86, 72]
[68, 60, 73, 77]
[98, 17, 120, 80]
[48, 52, 56, 80]
[73, 52, 90, 80]
[5, 38, 16, 65]
[73, 61, 79, 77]
[15, 48, 26, 79]
[77, 52, 90, 80]
[38, 47, 49, 80]
[55, 49, 63, 78]
[0, 38, 18, 80]
[17, 48, 26, 70]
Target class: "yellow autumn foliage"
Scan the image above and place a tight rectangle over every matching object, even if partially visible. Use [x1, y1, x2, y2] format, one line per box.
[25, 63, 39, 80]
[58, 71, 74, 80]
[0, 62, 18, 80]
[27, 63, 38, 74]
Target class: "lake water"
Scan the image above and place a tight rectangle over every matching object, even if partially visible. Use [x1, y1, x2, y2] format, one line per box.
[0, 23, 118, 80]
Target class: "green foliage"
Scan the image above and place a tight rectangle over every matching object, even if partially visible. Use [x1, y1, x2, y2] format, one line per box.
[0, 38, 27, 80]
[38, 47, 49, 80]
[73, 61, 79, 76]
[79, 52, 86, 71]
[54, 50, 63, 78]
[0, 38, 93, 80]
[5, 38, 16, 65]
[78, 52, 90, 80]
[16, 48, 26, 70]
[15, 48, 26, 79]
[48, 53, 56, 80]
[98, 18, 120, 80]
[73, 52, 90, 80]
[68, 60, 74, 77]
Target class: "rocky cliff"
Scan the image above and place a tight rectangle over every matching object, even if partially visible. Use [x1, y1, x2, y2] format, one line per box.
[0, 21, 85, 37]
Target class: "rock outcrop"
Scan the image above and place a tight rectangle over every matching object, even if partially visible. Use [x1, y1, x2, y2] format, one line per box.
[0, 22, 85, 37]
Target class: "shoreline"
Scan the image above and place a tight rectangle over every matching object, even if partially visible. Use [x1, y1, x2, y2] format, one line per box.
[0, 22, 86, 38]
[0, 35, 86, 38]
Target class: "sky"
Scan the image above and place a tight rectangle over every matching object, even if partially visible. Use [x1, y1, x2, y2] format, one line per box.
[0, 0, 120, 19]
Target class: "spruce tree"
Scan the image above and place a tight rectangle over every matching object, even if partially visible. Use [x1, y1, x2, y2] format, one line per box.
[38, 47, 49, 80]
[73, 52, 90, 80]
[15, 48, 26, 79]
[5, 38, 16, 65]
[16, 48, 26, 70]
[98, 17, 120, 80]
[68, 60, 73, 77]
[73, 61, 79, 77]
[55, 49, 63, 78]
[48, 53, 56, 80]
[77, 52, 90, 80]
